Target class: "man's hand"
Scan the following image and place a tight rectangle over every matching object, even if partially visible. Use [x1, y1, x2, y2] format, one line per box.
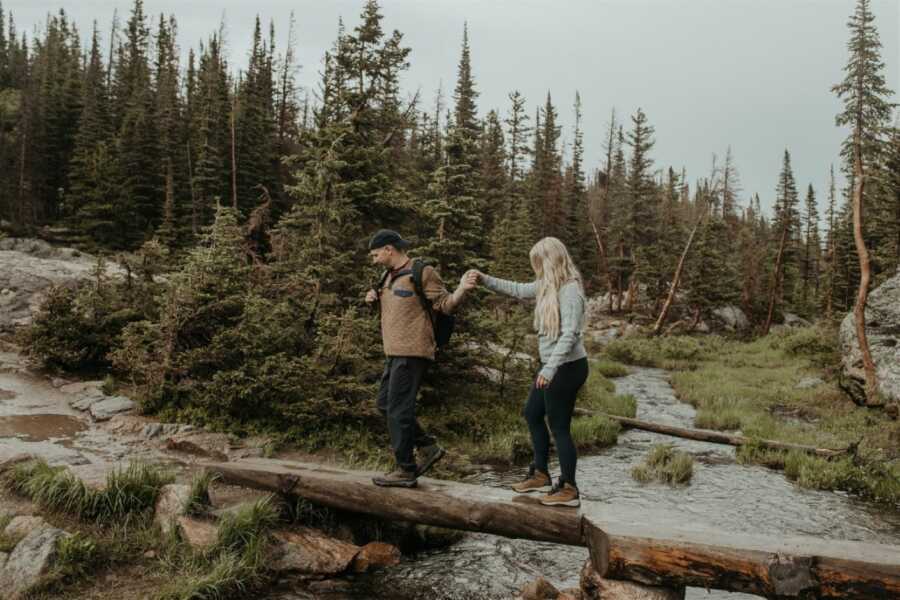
[535, 374, 550, 389]
[366, 289, 378, 303]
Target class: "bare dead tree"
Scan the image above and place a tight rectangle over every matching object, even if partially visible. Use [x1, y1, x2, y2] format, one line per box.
[653, 213, 703, 335]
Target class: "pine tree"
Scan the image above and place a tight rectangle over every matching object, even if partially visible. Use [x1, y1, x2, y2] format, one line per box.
[800, 183, 821, 313]
[234, 16, 277, 216]
[532, 92, 562, 238]
[564, 91, 597, 284]
[452, 23, 479, 146]
[625, 108, 659, 305]
[833, 0, 896, 283]
[68, 22, 118, 246]
[111, 0, 162, 247]
[765, 150, 801, 331]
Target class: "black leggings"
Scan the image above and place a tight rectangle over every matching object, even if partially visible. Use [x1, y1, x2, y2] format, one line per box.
[523, 357, 589, 488]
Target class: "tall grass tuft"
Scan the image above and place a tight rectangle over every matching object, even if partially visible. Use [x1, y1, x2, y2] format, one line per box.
[631, 444, 694, 486]
[4, 460, 173, 523]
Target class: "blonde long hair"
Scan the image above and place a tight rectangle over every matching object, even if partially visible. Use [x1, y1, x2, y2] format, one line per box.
[530, 237, 583, 340]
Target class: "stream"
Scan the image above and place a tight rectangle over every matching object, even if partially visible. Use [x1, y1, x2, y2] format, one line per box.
[325, 366, 900, 599]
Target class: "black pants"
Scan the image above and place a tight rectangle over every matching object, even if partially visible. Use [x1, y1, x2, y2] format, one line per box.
[523, 357, 589, 488]
[376, 356, 436, 472]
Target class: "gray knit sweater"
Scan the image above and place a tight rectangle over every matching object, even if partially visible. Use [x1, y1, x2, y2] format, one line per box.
[481, 274, 587, 382]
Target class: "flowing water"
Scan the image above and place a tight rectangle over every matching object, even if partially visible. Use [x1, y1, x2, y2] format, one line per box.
[304, 367, 900, 599]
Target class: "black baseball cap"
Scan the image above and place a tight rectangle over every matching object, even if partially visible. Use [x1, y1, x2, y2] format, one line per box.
[368, 229, 410, 251]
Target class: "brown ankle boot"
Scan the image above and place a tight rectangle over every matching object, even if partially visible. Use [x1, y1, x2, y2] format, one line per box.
[511, 466, 552, 494]
[539, 481, 580, 507]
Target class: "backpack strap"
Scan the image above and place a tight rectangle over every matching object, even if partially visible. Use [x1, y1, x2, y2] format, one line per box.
[411, 259, 435, 323]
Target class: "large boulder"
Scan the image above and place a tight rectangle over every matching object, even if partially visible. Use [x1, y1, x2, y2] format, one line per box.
[839, 270, 900, 406]
[0, 520, 68, 599]
[710, 305, 750, 332]
[0, 238, 124, 332]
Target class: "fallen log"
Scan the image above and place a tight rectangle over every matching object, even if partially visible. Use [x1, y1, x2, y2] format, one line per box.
[202, 458, 583, 545]
[574, 408, 848, 459]
[201, 458, 900, 600]
[584, 517, 900, 599]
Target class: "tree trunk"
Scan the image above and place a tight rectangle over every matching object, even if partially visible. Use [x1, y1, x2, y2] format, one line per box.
[588, 214, 615, 306]
[763, 220, 789, 335]
[230, 98, 238, 210]
[851, 138, 880, 406]
[653, 216, 701, 335]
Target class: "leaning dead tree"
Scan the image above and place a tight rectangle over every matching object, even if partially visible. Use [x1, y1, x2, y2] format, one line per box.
[652, 214, 703, 335]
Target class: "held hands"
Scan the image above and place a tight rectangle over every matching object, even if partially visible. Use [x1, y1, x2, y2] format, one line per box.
[535, 374, 550, 389]
[459, 269, 480, 292]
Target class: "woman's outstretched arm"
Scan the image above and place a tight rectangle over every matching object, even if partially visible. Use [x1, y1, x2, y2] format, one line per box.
[477, 271, 538, 299]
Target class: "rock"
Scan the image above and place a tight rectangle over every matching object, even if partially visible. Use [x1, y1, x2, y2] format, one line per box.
[559, 589, 582, 600]
[272, 528, 360, 575]
[141, 423, 163, 439]
[307, 579, 353, 594]
[58, 380, 104, 396]
[176, 516, 218, 550]
[89, 396, 136, 421]
[71, 390, 106, 411]
[0, 239, 125, 331]
[795, 376, 825, 390]
[350, 541, 401, 572]
[839, 270, 900, 405]
[0, 454, 35, 475]
[3, 516, 47, 540]
[0, 525, 67, 599]
[783, 312, 811, 328]
[581, 560, 684, 600]
[519, 577, 560, 600]
[710, 305, 750, 331]
[585, 328, 619, 347]
[164, 437, 229, 462]
[154, 484, 193, 535]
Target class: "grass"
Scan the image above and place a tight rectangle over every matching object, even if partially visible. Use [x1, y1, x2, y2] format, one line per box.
[631, 444, 694, 486]
[156, 497, 280, 600]
[184, 472, 219, 517]
[4, 461, 174, 523]
[606, 326, 900, 504]
[0, 512, 18, 552]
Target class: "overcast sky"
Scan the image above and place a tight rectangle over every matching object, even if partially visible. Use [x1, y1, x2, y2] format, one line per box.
[8, 0, 899, 216]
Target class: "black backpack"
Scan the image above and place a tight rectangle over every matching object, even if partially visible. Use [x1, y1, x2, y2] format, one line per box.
[378, 259, 455, 350]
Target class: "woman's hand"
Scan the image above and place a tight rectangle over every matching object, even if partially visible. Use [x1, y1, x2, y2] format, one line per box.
[536, 374, 550, 389]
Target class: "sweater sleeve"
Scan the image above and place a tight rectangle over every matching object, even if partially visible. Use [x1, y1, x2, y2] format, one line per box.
[538, 283, 585, 381]
[481, 274, 538, 299]
[422, 266, 459, 315]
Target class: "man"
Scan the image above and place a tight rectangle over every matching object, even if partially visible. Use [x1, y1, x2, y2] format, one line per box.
[365, 229, 476, 487]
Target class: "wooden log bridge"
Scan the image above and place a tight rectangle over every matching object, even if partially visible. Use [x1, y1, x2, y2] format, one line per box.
[203, 458, 900, 599]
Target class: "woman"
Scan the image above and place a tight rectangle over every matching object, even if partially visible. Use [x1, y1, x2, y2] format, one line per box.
[473, 237, 588, 507]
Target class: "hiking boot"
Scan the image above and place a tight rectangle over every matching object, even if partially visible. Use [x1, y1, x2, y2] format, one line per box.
[372, 468, 418, 488]
[415, 444, 446, 477]
[539, 481, 580, 507]
[511, 465, 552, 494]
